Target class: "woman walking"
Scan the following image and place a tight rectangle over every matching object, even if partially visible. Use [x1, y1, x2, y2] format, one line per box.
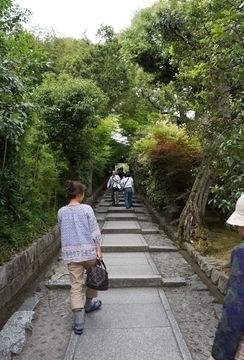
[121, 172, 134, 209]
[208, 194, 244, 360]
[58, 180, 103, 335]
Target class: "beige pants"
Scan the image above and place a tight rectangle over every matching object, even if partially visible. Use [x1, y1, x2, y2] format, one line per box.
[68, 259, 98, 310]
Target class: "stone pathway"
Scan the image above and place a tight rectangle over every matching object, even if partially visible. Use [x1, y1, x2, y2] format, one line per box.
[0, 190, 222, 360]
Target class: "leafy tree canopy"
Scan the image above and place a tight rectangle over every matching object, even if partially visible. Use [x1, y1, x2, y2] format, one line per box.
[35, 73, 108, 176]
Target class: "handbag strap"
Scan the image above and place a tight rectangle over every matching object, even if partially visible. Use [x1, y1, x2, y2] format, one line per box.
[97, 259, 106, 270]
[123, 177, 129, 187]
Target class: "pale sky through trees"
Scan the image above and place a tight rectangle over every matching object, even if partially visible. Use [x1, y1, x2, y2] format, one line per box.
[15, 0, 154, 40]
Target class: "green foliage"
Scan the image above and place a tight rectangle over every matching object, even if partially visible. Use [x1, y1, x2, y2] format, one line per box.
[35, 73, 108, 177]
[41, 29, 132, 114]
[3, 0, 244, 261]
[129, 122, 201, 212]
[0, 0, 53, 257]
[209, 129, 244, 218]
[119, 1, 177, 84]
[120, 0, 244, 231]
[0, 116, 60, 263]
[0, 212, 56, 265]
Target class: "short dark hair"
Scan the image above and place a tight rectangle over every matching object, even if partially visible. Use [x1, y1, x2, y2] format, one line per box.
[65, 180, 86, 199]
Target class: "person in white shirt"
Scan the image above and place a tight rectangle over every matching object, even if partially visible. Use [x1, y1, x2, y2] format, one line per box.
[120, 172, 134, 209]
[107, 170, 121, 205]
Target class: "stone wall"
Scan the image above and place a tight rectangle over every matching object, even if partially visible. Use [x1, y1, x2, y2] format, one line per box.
[0, 225, 61, 311]
[0, 181, 106, 312]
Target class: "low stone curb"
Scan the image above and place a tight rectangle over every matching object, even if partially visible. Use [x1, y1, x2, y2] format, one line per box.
[183, 243, 228, 294]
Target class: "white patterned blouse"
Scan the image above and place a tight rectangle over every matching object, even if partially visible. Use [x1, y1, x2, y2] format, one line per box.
[58, 203, 101, 263]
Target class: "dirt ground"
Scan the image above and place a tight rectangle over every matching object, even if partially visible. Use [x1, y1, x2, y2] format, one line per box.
[191, 221, 242, 276]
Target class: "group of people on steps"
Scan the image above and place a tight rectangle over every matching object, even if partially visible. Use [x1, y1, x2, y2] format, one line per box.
[106, 169, 134, 209]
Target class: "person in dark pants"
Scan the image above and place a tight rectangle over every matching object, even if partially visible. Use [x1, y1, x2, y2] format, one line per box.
[121, 172, 134, 209]
[208, 194, 244, 360]
[107, 170, 121, 205]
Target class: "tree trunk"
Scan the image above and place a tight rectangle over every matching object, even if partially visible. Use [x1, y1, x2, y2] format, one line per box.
[178, 83, 230, 244]
[178, 163, 215, 243]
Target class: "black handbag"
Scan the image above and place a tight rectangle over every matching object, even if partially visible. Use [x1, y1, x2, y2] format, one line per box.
[85, 260, 109, 291]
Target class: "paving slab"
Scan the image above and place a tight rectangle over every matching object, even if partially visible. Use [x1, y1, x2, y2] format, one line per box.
[94, 207, 109, 213]
[69, 288, 192, 360]
[104, 252, 159, 275]
[102, 220, 141, 234]
[74, 328, 184, 360]
[101, 233, 148, 252]
[102, 213, 150, 222]
[101, 207, 136, 213]
[105, 213, 138, 220]
[108, 274, 162, 287]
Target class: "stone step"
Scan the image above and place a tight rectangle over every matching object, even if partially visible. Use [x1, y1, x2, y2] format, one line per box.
[108, 275, 163, 287]
[101, 233, 148, 252]
[95, 206, 148, 215]
[101, 220, 159, 235]
[102, 228, 159, 234]
[141, 228, 159, 234]
[102, 220, 140, 234]
[96, 213, 149, 222]
[46, 275, 163, 289]
[162, 277, 187, 287]
[105, 216, 149, 221]
[46, 252, 164, 289]
[102, 245, 179, 253]
[99, 202, 144, 209]
[102, 228, 142, 234]
[104, 214, 138, 221]
[102, 198, 141, 204]
[102, 244, 149, 252]
[45, 275, 187, 289]
[149, 245, 179, 252]
[94, 207, 110, 213]
[100, 208, 135, 213]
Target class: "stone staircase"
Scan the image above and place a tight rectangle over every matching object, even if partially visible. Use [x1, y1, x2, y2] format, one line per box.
[94, 190, 186, 289]
[1, 189, 195, 360]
